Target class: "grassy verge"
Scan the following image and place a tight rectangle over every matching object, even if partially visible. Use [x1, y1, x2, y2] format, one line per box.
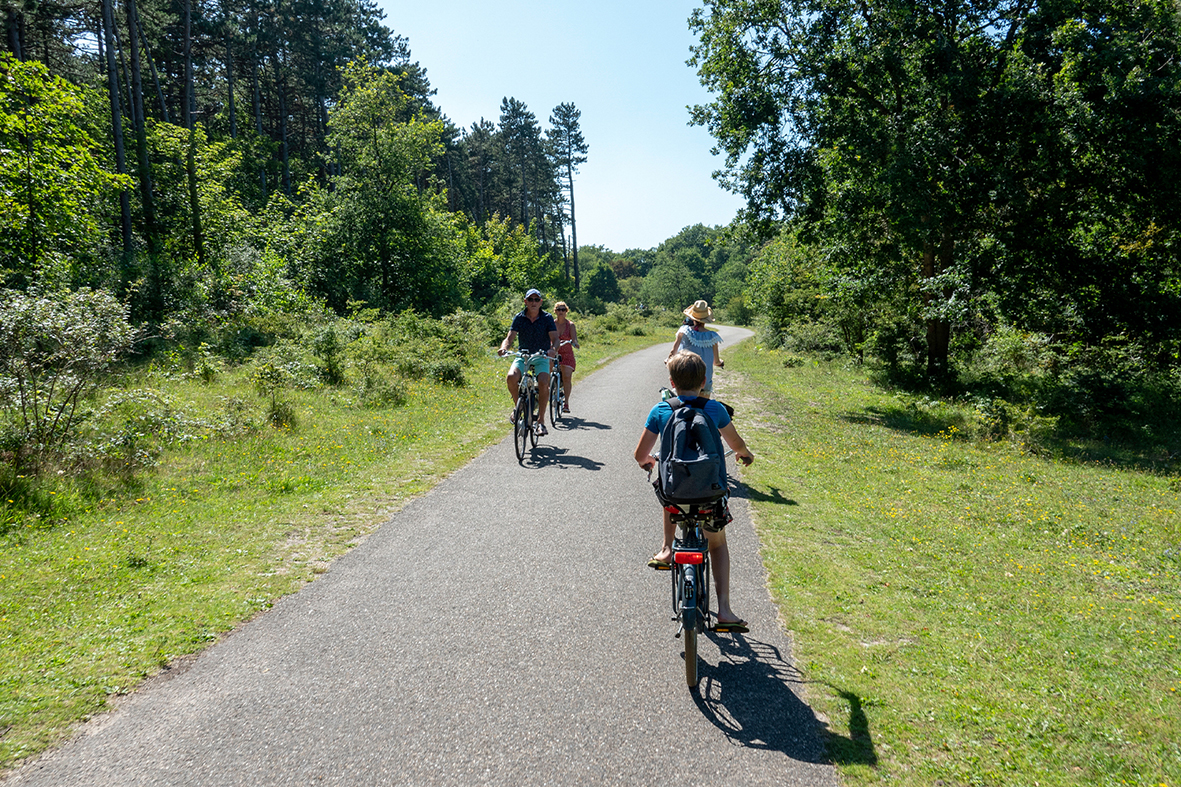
[0, 321, 674, 771]
[720, 343, 1180, 786]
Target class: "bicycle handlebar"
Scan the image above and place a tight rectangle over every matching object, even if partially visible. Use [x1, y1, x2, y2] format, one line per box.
[499, 349, 551, 359]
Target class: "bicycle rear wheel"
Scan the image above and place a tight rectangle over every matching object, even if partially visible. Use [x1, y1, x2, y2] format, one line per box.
[682, 564, 699, 688]
[700, 554, 712, 632]
[549, 371, 562, 424]
[513, 398, 528, 462]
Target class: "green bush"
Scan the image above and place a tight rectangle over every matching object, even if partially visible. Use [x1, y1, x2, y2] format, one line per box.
[356, 373, 406, 408]
[781, 319, 845, 358]
[0, 288, 134, 472]
[975, 397, 1059, 450]
[425, 358, 465, 387]
[74, 389, 206, 475]
[312, 326, 346, 386]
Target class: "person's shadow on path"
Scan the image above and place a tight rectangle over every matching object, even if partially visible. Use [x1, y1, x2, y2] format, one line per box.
[691, 635, 878, 768]
[728, 481, 798, 507]
[550, 415, 611, 432]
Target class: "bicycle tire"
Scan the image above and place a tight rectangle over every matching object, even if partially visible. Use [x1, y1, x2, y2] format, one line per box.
[528, 387, 539, 448]
[683, 564, 699, 688]
[514, 398, 527, 462]
[550, 371, 562, 424]
[700, 554, 711, 632]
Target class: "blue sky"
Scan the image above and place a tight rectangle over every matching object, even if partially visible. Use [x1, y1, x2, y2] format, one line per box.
[374, 0, 746, 253]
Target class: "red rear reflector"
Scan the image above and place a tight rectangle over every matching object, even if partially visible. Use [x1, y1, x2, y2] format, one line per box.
[674, 552, 704, 564]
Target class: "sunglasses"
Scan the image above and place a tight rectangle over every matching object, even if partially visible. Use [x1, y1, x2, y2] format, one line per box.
[526, 296, 541, 303]
[556, 307, 568, 312]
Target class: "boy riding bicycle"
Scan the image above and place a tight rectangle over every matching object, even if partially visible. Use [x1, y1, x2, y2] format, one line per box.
[633, 351, 754, 632]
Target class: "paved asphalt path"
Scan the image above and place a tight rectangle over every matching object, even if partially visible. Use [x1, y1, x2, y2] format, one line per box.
[8, 326, 838, 787]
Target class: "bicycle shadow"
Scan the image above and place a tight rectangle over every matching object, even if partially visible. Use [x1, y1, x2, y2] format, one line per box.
[551, 415, 611, 432]
[690, 635, 877, 767]
[525, 445, 606, 471]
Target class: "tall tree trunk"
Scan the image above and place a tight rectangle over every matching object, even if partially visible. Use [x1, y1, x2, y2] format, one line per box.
[559, 226, 569, 281]
[921, 234, 953, 377]
[278, 74, 291, 195]
[6, 7, 22, 60]
[125, 0, 159, 256]
[251, 47, 265, 195]
[568, 163, 579, 292]
[113, 22, 134, 129]
[183, 0, 206, 268]
[100, 0, 133, 260]
[137, 13, 169, 122]
[225, 26, 237, 138]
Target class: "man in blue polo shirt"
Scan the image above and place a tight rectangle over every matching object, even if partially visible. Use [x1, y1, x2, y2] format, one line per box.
[498, 288, 559, 437]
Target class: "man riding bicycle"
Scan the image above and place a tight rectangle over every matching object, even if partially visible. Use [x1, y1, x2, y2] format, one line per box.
[498, 288, 559, 437]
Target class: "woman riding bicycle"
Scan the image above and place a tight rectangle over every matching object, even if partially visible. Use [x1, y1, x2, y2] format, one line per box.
[498, 288, 558, 437]
[667, 300, 723, 399]
[552, 301, 579, 413]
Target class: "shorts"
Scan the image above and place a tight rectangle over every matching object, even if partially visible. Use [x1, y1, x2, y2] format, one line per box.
[703, 498, 733, 532]
[511, 355, 551, 377]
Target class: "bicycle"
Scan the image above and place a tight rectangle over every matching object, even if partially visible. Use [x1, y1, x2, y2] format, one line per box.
[503, 349, 550, 462]
[646, 451, 721, 690]
[667, 501, 715, 689]
[548, 340, 573, 425]
[648, 429, 740, 689]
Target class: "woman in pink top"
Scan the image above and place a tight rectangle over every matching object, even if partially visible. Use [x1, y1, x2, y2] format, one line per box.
[553, 301, 580, 412]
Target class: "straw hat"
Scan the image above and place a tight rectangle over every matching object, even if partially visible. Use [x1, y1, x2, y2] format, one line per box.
[683, 300, 713, 322]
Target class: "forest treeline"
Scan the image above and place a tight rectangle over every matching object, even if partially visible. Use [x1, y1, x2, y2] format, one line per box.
[3, 0, 1180, 481]
[2, 0, 602, 319]
[0, 0, 758, 480]
[691, 0, 1181, 454]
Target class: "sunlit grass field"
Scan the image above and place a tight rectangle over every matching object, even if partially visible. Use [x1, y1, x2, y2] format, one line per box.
[721, 342, 1180, 786]
[0, 324, 671, 771]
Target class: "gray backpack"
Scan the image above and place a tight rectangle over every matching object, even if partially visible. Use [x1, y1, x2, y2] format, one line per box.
[657, 397, 727, 505]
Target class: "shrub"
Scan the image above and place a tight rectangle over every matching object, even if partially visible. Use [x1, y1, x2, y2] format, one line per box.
[312, 326, 346, 385]
[976, 397, 1059, 450]
[74, 388, 206, 475]
[357, 373, 407, 408]
[425, 358, 465, 386]
[0, 288, 134, 471]
[782, 319, 845, 358]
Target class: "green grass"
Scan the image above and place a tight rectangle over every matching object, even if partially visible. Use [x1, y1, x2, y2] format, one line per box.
[0, 322, 673, 771]
[720, 343, 1181, 786]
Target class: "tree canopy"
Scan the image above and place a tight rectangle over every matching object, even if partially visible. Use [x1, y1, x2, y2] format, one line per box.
[690, 0, 1181, 376]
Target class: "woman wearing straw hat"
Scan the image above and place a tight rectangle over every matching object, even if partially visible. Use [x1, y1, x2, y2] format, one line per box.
[667, 300, 724, 398]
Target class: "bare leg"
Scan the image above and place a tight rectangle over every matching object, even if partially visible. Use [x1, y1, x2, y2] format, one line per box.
[707, 528, 740, 624]
[653, 508, 674, 564]
[561, 364, 574, 406]
[506, 368, 522, 407]
[537, 373, 551, 427]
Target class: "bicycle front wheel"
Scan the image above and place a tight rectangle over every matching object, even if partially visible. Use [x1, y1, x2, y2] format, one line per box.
[550, 373, 562, 424]
[514, 398, 528, 462]
[528, 388, 539, 448]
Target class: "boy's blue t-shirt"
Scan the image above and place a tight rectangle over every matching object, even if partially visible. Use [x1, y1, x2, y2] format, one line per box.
[644, 396, 731, 435]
